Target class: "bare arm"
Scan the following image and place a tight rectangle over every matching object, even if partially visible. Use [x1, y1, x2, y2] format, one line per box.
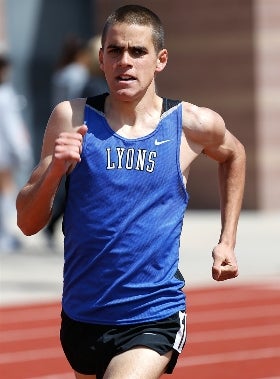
[16, 99, 87, 235]
[205, 128, 246, 281]
[183, 104, 246, 281]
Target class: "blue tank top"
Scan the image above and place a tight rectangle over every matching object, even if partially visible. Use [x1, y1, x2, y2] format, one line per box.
[62, 94, 189, 325]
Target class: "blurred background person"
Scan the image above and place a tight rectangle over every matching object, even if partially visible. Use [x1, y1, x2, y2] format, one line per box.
[0, 53, 33, 252]
[81, 34, 109, 97]
[51, 35, 91, 108]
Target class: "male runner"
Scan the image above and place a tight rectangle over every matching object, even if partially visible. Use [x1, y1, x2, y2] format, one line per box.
[17, 5, 246, 379]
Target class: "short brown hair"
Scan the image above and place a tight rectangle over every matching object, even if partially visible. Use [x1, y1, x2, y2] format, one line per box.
[101, 5, 165, 53]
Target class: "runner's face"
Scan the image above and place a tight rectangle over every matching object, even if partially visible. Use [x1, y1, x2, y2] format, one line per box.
[100, 22, 167, 100]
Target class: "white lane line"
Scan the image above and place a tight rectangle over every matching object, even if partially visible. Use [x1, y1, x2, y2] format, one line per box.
[27, 374, 73, 379]
[190, 323, 280, 343]
[177, 347, 280, 367]
[0, 326, 58, 342]
[0, 347, 64, 364]
[190, 305, 280, 323]
[0, 307, 59, 324]
[188, 288, 280, 306]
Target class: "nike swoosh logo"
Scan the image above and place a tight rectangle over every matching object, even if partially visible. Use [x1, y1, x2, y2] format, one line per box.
[155, 139, 171, 145]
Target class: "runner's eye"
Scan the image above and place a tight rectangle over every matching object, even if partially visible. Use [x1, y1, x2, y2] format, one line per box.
[131, 47, 147, 57]
[108, 47, 122, 56]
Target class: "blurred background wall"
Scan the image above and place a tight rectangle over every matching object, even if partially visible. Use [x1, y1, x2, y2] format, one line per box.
[1, 0, 279, 211]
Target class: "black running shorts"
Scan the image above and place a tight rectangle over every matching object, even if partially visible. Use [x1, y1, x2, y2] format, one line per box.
[60, 309, 187, 378]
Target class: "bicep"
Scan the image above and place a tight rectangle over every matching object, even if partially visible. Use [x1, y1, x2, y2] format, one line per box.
[184, 105, 239, 164]
[40, 103, 67, 159]
[183, 103, 227, 160]
[203, 130, 242, 163]
[40, 98, 86, 160]
[23, 102, 72, 187]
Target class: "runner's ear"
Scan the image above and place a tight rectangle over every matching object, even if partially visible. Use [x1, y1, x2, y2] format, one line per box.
[156, 49, 168, 72]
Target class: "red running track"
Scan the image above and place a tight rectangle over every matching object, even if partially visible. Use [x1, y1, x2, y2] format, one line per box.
[1, 283, 280, 379]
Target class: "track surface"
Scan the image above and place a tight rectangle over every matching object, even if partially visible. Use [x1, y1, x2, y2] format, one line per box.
[1, 283, 280, 379]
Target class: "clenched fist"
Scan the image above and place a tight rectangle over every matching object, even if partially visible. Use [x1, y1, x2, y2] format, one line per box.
[52, 124, 88, 175]
[212, 243, 239, 281]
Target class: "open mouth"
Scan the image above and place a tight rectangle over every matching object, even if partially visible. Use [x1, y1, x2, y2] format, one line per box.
[117, 75, 136, 82]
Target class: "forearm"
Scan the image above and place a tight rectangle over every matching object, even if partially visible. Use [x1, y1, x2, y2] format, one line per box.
[218, 141, 246, 248]
[16, 165, 63, 236]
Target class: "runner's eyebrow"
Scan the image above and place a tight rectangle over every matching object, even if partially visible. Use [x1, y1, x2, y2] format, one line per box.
[106, 44, 148, 52]
[107, 44, 121, 49]
[131, 46, 148, 53]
